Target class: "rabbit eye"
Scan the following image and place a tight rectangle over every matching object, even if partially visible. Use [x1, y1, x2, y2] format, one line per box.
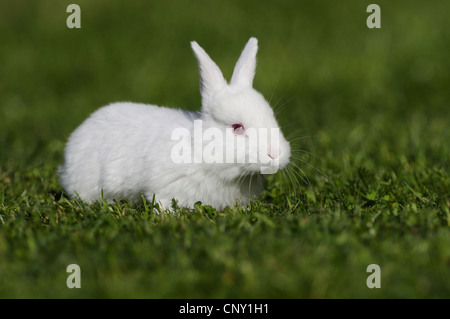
[232, 123, 245, 136]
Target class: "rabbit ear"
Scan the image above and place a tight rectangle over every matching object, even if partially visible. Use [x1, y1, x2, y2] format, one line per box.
[191, 41, 227, 104]
[230, 37, 258, 87]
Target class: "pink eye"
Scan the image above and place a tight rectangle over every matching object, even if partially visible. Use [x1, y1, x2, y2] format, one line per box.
[232, 123, 245, 135]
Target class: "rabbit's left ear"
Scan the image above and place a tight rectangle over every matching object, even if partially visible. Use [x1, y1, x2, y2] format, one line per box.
[230, 37, 258, 87]
[191, 41, 227, 105]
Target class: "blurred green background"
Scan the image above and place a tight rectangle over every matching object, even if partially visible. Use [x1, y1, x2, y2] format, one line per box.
[0, 0, 449, 298]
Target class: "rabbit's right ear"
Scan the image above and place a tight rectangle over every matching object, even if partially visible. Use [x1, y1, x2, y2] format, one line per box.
[230, 37, 258, 88]
[191, 41, 227, 105]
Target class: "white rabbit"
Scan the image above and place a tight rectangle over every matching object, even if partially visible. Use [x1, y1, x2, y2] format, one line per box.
[59, 37, 291, 210]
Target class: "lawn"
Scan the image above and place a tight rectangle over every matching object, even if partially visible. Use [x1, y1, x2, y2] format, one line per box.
[0, 0, 449, 298]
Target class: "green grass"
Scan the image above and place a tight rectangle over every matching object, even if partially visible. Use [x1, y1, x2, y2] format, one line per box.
[1, 0, 449, 298]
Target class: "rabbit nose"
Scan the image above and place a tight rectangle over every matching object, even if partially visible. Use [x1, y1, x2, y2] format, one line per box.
[268, 153, 278, 160]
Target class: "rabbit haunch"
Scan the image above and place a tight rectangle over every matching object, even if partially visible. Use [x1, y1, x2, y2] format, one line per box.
[59, 37, 291, 210]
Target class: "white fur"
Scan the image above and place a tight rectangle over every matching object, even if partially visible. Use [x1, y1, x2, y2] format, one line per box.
[59, 38, 291, 210]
